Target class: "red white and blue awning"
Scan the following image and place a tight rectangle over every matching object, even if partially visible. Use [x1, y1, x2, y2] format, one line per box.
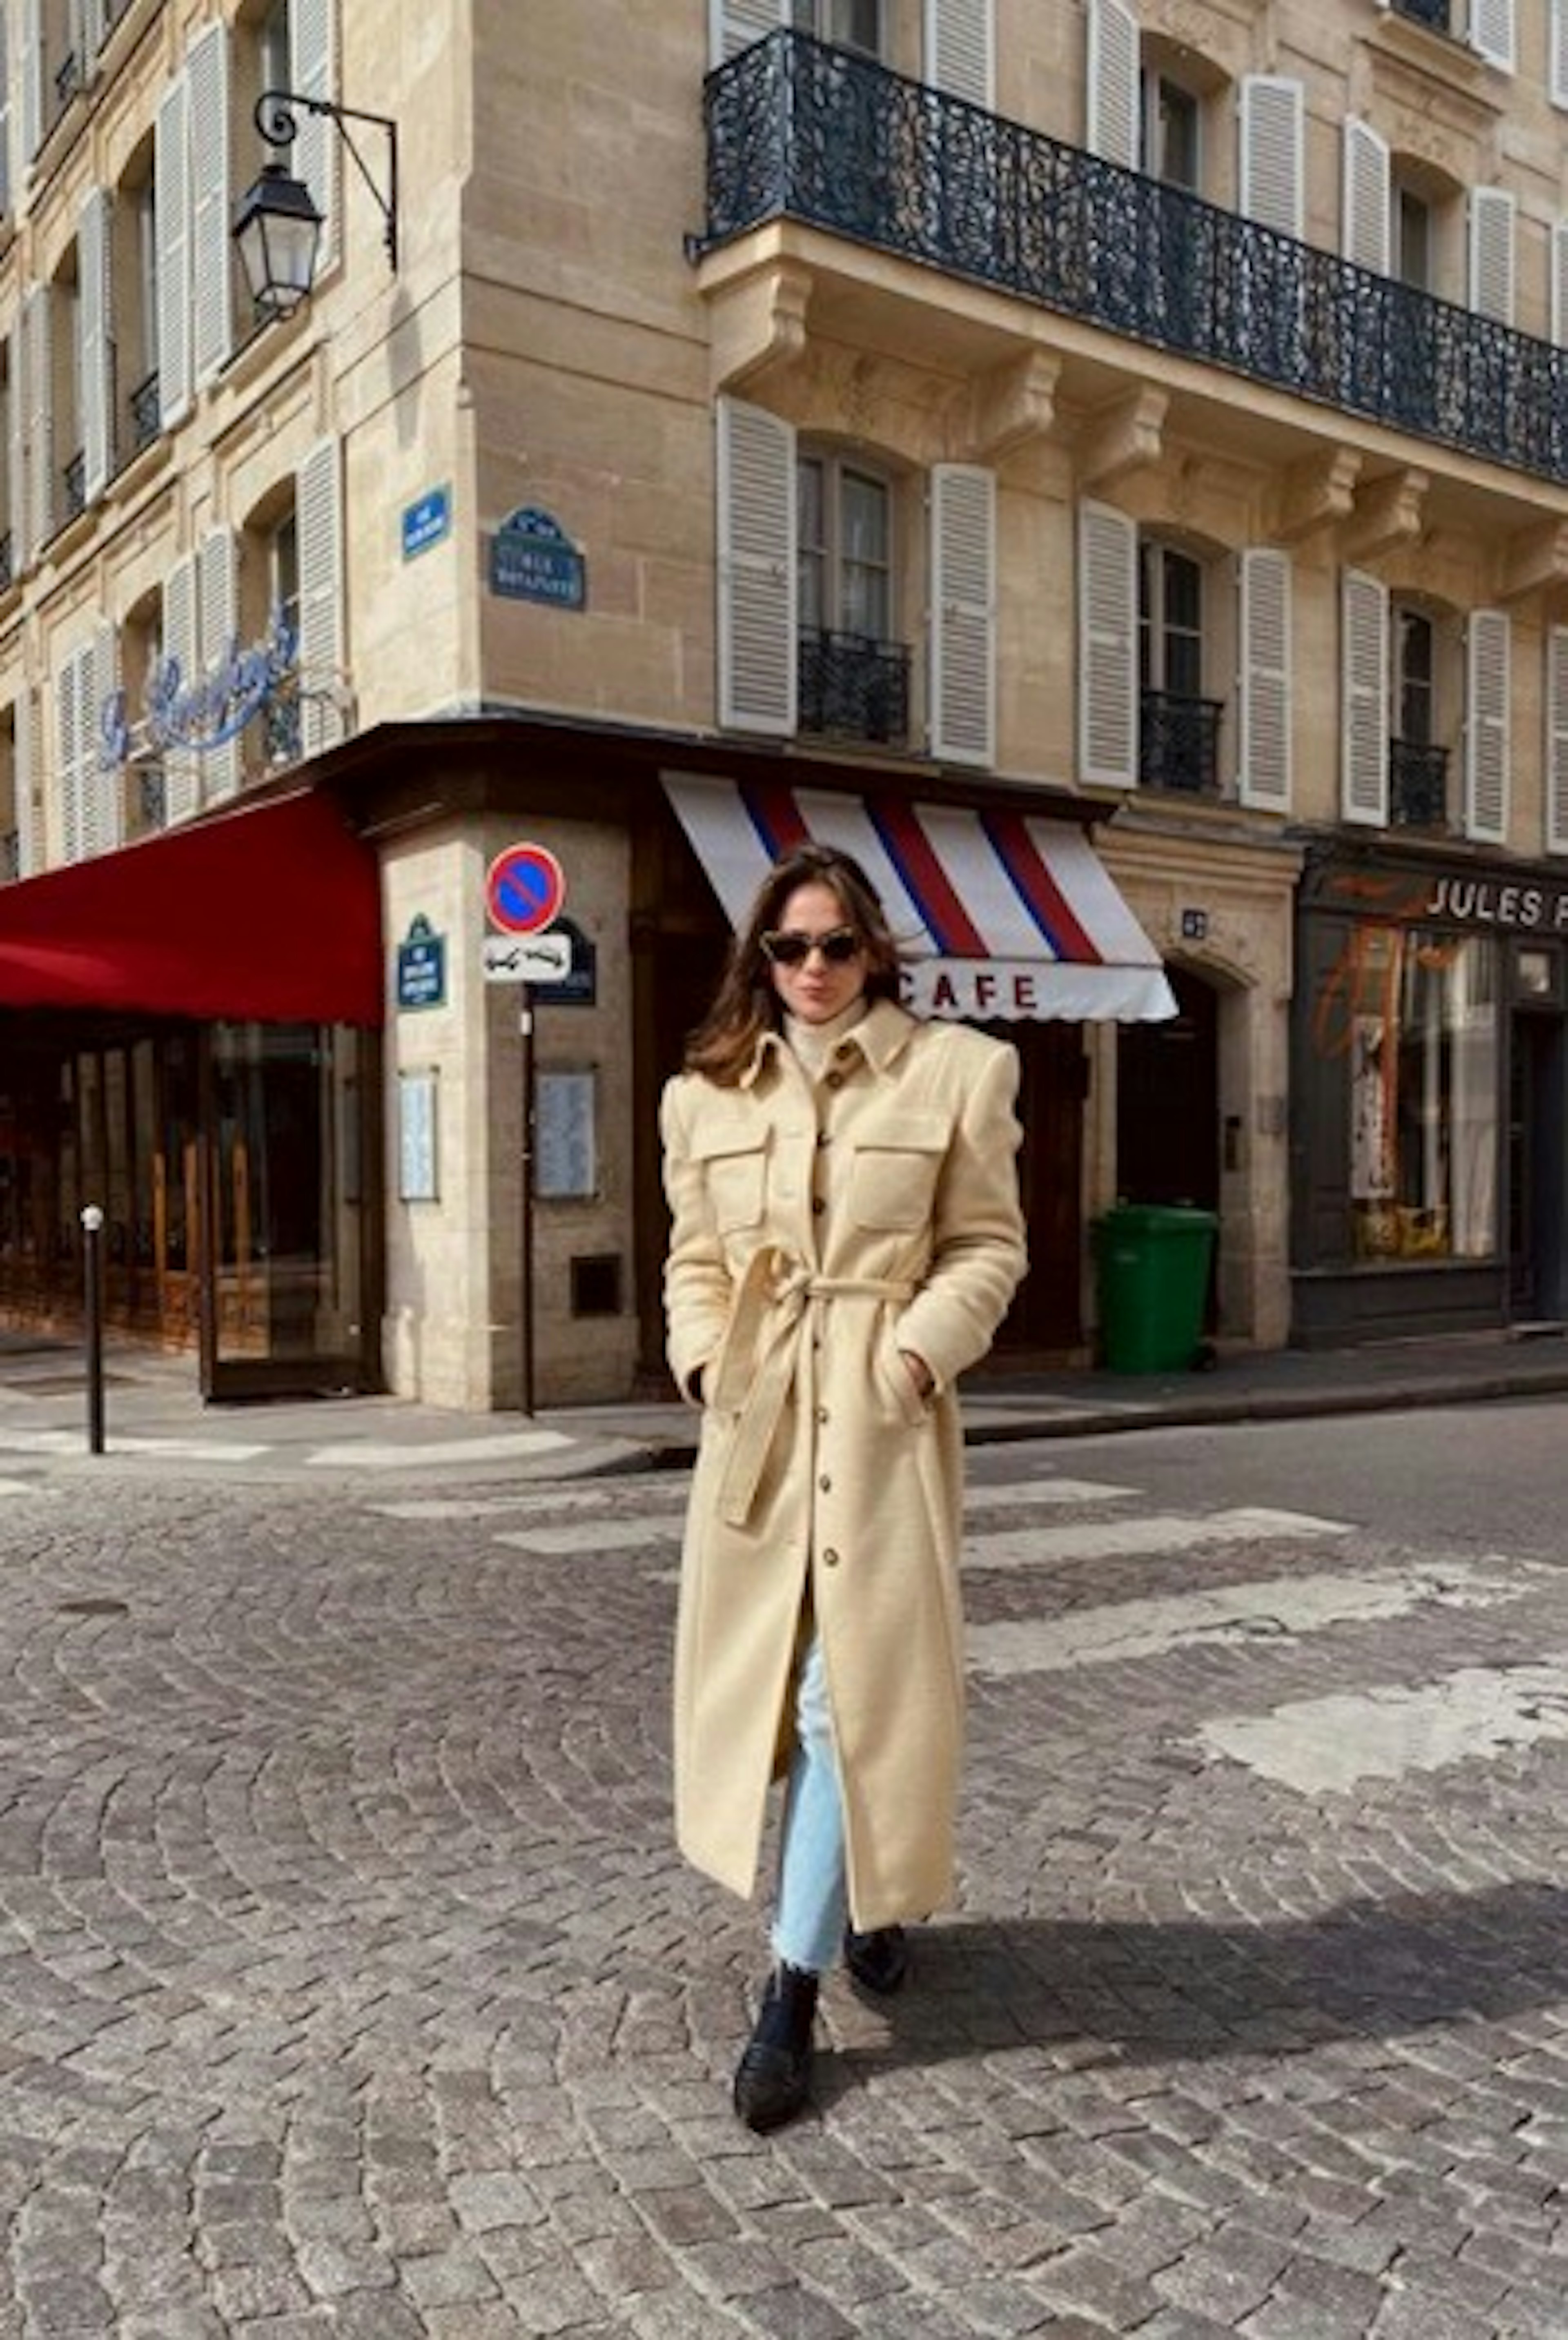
[664, 772, 1176, 1023]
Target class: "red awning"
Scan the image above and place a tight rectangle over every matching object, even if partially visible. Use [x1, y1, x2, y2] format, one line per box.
[0, 788, 383, 1025]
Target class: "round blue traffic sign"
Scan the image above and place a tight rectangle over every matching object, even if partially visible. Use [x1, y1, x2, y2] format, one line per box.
[486, 842, 567, 935]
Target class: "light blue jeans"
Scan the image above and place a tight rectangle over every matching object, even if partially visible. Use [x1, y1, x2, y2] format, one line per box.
[771, 1633, 849, 1974]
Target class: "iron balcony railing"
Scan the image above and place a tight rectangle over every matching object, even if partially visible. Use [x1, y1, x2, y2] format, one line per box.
[1389, 738, 1450, 828]
[798, 627, 911, 745]
[62, 451, 86, 522]
[1140, 688, 1224, 795]
[0, 533, 12, 594]
[138, 768, 167, 832]
[129, 369, 161, 452]
[0, 830, 18, 883]
[702, 32, 1568, 488]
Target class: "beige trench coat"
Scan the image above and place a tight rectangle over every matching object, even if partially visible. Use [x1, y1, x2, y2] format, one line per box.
[661, 998, 1027, 1933]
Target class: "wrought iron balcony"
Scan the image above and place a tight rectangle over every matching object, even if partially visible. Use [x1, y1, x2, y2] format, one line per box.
[798, 627, 910, 745]
[129, 369, 161, 453]
[1389, 738, 1450, 828]
[62, 452, 86, 521]
[1391, 0, 1452, 27]
[138, 768, 167, 832]
[0, 830, 18, 883]
[1140, 689, 1223, 795]
[702, 32, 1568, 488]
[0, 534, 12, 594]
[53, 51, 82, 114]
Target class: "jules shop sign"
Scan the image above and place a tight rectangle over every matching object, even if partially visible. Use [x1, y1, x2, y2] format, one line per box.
[98, 607, 299, 770]
[1312, 859, 1568, 935]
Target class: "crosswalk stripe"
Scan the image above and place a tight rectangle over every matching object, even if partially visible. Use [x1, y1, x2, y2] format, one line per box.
[967, 1556, 1538, 1678]
[964, 1505, 1350, 1570]
[306, 1429, 577, 1469]
[370, 1482, 690, 1523]
[494, 1519, 677, 1556]
[1195, 1655, 1568, 1794]
[966, 1478, 1136, 1510]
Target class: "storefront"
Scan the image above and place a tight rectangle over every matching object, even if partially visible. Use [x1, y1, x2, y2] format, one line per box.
[1292, 841, 1568, 1343]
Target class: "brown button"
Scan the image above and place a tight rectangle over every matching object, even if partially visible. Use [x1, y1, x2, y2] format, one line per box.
[816, 1406, 829, 1424]
[817, 1131, 831, 1147]
[819, 1474, 831, 1492]
[822, 1548, 840, 1567]
[811, 1196, 825, 1215]
[825, 1071, 845, 1091]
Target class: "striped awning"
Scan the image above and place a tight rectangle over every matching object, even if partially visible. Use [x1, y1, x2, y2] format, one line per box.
[664, 772, 1177, 1023]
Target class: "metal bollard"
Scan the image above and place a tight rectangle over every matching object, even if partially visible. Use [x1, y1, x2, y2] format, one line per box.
[80, 1204, 105, 1456]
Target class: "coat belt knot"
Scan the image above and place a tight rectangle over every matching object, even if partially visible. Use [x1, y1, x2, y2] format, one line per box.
[712, 1247, 915, 1530]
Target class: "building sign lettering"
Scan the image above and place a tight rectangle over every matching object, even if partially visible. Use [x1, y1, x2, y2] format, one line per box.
[99, 607, 300, 773]
[488, 507, 586, 609]
[1310, 857, 1568, 936]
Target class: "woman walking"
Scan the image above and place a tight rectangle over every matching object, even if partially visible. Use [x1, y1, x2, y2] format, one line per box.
[661, 841, 1027, 2132]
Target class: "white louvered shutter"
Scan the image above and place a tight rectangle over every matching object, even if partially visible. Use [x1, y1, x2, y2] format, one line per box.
[1342, 121, 1390, 275]
[163, 553, 199, 822]
[1468, 188, 1515, 325]
[930, 463, 995, 767]
[298, 438, 345, 753]
[7, 318, 25, 571]
[1341, 570, 1388, 826]
[1548, 628, 1568, 854]
[24, 287, 49, 561]
[79, 188, 113, 500]
[86, 622, 119, 854]
[710, 0, 784, 65]
[17, 0, 40, 173]
[1078, 501, 1138, 788]
[716, 396, 796, 736]
[1238, 549, 1292, 810]
[1554, 0, 1568, 107]
[199, 528, 241, 799]
[925, 0, 993, 107]
[1553, 224, 1568, 344]
[1469, 0, 1515, 70]
[1465, 609, 1509, 843]
[0, 7, 12, 220]
[291, 0, 338, 274]
[57, 650, 83, 864]
[1238, 78, 1303, 240]
[189, 27, 231, 385]
[81, 0, 106, 67]
[1087, 0, 1138, 170]
[11, 689, 34, 876]
[156, 76, 191, 427]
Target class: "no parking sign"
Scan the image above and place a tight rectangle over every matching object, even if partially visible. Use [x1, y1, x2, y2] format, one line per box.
[486, 842, 567, 935]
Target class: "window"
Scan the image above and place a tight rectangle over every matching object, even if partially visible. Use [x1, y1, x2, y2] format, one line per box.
[265, 504, 301, 764]
[1143, 73, 1200, 191]
[1139, 541, 1222, 793]
[1348, 927, 1499, 1262]
[791, 0, 880, 55]
[112, 141, 160, 459]
[1394, 185, 1432, 290]
[1389, 604, 1450, 830]
[52, 247, 82, 528]
[796, 450, 906, 743]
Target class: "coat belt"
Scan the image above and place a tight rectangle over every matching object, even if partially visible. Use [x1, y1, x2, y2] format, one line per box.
[711, 1247, 916, 1530]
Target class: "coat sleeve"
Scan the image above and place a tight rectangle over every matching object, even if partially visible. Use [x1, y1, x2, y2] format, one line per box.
[660, 1074, 733, 1404]
[893, 1037, 1027, 1396]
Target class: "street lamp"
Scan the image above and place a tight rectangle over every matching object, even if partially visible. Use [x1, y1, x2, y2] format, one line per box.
[233, 89, 399, 319]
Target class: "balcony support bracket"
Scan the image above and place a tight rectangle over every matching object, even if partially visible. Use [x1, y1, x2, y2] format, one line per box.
[1499, 519, 1568, 605]
[1078, 387, 1167, 491]
[1271, 449, 1363, 544]
[1341, 468, 1429, 564]
[706, 257, 815, 398]
[966, 351, 1062, 466]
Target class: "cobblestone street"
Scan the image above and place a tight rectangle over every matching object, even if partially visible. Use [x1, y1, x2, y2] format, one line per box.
[6, 1450, 1568, 2337]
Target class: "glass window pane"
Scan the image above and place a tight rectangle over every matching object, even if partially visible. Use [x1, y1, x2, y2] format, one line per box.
[1349, 927, 1498, 1262]
[839, 470, 888, 567]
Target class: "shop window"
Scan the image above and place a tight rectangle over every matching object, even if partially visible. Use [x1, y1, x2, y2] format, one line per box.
[1347, 926, 1499, 1262]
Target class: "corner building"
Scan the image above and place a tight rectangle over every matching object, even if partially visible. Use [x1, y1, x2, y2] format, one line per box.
[0, 0, 1563, 1406]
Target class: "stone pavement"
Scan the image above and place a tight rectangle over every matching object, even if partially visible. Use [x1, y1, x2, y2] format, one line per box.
[4, 1433, 1568, 2334]
[2, 1323, 1568, 1484]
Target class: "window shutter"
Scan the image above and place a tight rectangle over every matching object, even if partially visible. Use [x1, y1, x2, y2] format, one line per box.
[930, 463, 995, 767]
[86, 621, 119, 855]
[0, 7, 12, 220]
[7, 318, 25, 570]
[710, 0, 784, 67]
[1548, 628, 1568, 854]
[12, 689, 34, 876]
[163, 553, 199, 822]
[81, 0, 106, 67]
[18, 0, 40, 173]
[1238, 77, 1303, 240]
[1554, 0, 1568, 107]
[1465, 608, 1509, 843]
[1553, 223, 1568, 344]
[1469, 0, 1515, 71]
[57, 649, 84, 864]
[1341, 569, 1388, 825]
[199, 528, 241, 800]
[79, 188, 113, 500]
[298, 437, 346, 753]
[1238, 548, 1292, 809]
[1078, 500, 1137, 788]
[1342, 120, 1390, 275]
[716, 395, 796, 736]
[1087, 0, 1138, 171]
[1468, 187, 1515, 325]
[291, 0, 338, 274]
[189, 27, 231, 385]
[156, 76, 191, 427]
[925, 0, 993, 107]
[24, 286, 49, 561]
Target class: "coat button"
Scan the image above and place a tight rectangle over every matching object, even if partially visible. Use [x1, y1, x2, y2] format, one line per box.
[825, 1071, 845, 1090]
[811, 1196, 825, 1215]
[819, 1474, 831, 1492]
[817, 1131, 831, 1147]
[816, 1406, 829, 1424]
[822, 1547, 840, 1567]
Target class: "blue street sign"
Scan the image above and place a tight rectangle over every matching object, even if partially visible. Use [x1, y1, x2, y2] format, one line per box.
[402, 487, 452, 561]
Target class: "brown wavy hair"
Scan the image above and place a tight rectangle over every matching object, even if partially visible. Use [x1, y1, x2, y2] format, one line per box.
[684, 842, 904, 1085]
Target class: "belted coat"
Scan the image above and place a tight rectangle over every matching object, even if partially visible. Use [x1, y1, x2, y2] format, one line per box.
[661, 998, 1027, 1932]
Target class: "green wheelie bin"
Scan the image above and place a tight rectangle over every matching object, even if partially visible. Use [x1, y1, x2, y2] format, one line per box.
[1092, 1202, 1218, 1373]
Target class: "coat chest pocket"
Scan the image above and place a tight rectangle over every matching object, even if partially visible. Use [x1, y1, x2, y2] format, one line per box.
[847, 1112, 947, 1231]
[693, 1126, 770, 1231]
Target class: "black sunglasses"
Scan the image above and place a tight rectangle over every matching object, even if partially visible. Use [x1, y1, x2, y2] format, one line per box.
[760, 925, 862, 969]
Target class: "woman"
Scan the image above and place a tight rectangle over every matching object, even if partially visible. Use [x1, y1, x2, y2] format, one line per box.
[661, 842, 1027, 2132]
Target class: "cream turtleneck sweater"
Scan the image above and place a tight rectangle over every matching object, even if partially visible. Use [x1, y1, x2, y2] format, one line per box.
[782, 997, 869, 1079]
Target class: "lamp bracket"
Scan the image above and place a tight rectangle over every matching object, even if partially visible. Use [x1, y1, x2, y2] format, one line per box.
[255, 88, 399, 273]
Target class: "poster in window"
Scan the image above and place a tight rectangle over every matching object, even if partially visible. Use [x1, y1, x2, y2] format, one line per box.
[1350, 1014, 1394, 1203]
[538, 1069, 597, 1200]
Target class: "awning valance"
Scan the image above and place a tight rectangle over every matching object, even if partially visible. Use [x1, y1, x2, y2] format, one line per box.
[0, 788, 382, 1025]
[665, 772, 1176, 1022]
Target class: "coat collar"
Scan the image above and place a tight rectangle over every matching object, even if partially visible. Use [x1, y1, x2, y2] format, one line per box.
[740, 996, 918, 1088]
